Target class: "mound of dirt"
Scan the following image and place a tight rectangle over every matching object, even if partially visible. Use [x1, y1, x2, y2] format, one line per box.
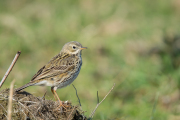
[0, 89, 87, 120]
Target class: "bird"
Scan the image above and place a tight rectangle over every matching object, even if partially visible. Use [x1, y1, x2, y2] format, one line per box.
[15, 41, 87, 108]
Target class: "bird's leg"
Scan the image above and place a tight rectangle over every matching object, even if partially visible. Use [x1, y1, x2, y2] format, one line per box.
[52, 88, 70, 110]
[51, 87, 57, 101]
[53, 89, 63, 107]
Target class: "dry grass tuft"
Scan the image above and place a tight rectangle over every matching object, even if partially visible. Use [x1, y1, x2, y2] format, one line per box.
[0, 89, 87, 120]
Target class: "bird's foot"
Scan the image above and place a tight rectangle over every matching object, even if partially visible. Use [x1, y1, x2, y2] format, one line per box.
[55, 101, 71, 112]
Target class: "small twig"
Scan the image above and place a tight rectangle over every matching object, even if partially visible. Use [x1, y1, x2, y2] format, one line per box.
[150, 92, 159, 120]
[42, 90, 47, 100]
[89, 83, 115, 119]
[0, 104, 8, 118]
[97, 91, 99, 104]
[0, 51, 21, 88]
[19, 101, 38, 104]
[67, 106, 77, 120]
[72, 84, 81, 106]
[7, 80, 15, 120]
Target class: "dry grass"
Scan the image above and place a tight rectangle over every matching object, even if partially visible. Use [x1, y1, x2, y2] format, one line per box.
[0, 89, 87, 120]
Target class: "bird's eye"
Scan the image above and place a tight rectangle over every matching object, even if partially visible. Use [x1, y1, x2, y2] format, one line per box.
[72, 46, 76, 49]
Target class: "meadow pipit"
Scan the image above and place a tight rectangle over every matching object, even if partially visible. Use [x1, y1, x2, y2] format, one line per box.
[15, 41, 87, 108]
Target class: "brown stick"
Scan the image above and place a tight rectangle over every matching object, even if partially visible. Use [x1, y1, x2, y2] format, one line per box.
[7, 80, 15, 120]
[89, 83, 115, 119]
[0, 51, 21, 88]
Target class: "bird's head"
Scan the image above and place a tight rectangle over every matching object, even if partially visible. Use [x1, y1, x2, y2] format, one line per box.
[61, 41, 87, 55]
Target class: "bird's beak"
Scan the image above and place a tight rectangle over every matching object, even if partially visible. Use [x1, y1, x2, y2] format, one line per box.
[80, 47, 87, 50]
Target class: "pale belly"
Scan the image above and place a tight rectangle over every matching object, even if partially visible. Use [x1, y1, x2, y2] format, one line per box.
[56, 72, 79, 89]
[34, 80, 55, 86]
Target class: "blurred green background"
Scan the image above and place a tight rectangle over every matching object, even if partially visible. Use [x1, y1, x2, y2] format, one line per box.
[0, 0, 180, 119]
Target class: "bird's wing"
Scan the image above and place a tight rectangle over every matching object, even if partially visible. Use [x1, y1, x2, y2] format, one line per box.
[30, 53, 75, 82]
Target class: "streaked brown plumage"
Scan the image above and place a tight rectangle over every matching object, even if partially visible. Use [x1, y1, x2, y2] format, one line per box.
[15, 41, 87, 107]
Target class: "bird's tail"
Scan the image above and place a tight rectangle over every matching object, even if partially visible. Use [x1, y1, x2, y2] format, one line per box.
[15, 82, 35, 92]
